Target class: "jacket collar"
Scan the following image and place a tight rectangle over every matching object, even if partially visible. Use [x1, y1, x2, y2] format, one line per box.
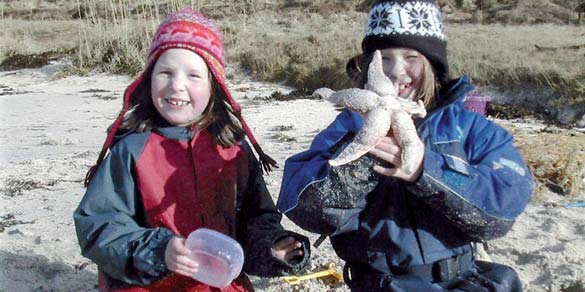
[437, 75, 474, 107]
[153, 126, 193, 141]
[414, 75, 474, 127]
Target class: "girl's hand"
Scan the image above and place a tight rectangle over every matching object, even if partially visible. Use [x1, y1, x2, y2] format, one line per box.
[369, 135, 424, 182]
[271, 236, 303, 262]
[165, 236, 198, 277]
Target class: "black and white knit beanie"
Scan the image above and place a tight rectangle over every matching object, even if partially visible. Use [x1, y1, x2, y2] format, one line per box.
[358, 0, 448, 80]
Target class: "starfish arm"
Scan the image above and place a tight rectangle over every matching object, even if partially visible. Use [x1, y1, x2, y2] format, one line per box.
[399, 99, 427, 118]
[413, 100, 428, 118]
[391, 111, 422, 174]
[328, 88, 382, 113]
[380, 95, 403, 111]
[330, 108, 391, 166]
[365, 50, 396, 97]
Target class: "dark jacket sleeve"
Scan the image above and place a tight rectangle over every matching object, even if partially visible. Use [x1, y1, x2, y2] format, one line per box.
[236, 142, 310, 277]
[286, 134, 384, 235]
[408, 114, 533, 241]
[73, 139, 174, 285]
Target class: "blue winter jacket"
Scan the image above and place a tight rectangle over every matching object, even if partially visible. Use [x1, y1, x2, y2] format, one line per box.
[277, 76, 533, 289]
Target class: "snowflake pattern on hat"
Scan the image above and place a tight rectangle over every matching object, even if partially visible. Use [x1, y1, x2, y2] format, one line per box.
[366, 1, 446, 41]
[368, 6, 393, 31]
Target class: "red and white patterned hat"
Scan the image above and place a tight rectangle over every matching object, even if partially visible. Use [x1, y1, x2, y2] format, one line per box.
[146, 9, 226, 84]
[86, 9, 275, 185]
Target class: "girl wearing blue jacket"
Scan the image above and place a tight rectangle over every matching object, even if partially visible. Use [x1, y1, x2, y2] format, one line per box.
[277, 0, 533, 291]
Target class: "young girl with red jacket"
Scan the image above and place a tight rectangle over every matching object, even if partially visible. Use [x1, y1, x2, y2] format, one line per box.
[74, 9, 309, 292]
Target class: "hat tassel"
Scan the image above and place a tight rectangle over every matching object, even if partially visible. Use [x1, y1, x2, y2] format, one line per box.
[253, 142, 278, 173]
[235, 111, 278, 173]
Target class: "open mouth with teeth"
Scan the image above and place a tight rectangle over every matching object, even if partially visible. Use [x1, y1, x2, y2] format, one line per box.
[397, 83, 413, 99]
[164, 98, 191, 107]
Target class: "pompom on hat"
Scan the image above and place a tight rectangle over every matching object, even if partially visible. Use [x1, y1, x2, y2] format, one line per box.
[85, 9, 276, 186]
[348, 0, 449, 83]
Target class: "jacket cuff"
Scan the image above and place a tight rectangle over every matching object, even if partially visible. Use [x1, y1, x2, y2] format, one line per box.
[409, 155, 514, 241]
[133, 228, 174, 283]
[243, 229, 311, 277]
[271, 230, 311, 275]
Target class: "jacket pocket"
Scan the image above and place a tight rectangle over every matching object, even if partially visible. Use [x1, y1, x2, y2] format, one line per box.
[432, 140, 472, 176]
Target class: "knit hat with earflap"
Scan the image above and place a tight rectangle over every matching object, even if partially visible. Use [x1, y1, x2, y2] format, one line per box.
[348, 0, 448, 82]
[85, 9, 276, 186]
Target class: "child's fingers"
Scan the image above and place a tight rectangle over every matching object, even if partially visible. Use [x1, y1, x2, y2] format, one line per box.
[378, 135, 400, 146]
[165, 236, 196, 272]
[284, 248, 304, 261]
[171, 260, 199, 277]
[374, 137, 402, 154]
[272, 236, 296, 251]
[166, 236, 188, 251]
[284, 240, 302, 251]
[272, 237, 304, 261]
[172, 237, 192, 254]
[373, 164, 401, 177]
[167, 256, 197, 270]
[372, 136, 403, 166]
[283, 239, 302, 253]
[166, 242, 191, 259]
[166, 254, 199, 276]
[369, 148, 402, 167]
[176, 254, 199, 269]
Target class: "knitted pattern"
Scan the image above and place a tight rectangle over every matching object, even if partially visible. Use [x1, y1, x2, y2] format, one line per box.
[366, 1, 445, 41]
[147, 10, 224, 66]
[85, 9, 275, 186]
[359, 0, 449, 80]
[144, 9, 274, 171]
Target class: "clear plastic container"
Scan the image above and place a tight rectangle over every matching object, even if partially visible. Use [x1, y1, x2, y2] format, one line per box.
[185, 228, 244, 288]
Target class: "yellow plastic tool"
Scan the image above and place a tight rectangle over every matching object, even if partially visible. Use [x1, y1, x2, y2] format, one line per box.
[283, 263, 344, 285]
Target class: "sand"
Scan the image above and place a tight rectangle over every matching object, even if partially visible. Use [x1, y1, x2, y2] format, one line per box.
[1, 63, 584, 292]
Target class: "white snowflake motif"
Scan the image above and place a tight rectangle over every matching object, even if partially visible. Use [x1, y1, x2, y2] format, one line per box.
[407, 6, 432, 31]
[367, 6, 393, 34]
[433, 8, 444, 32]
[365, 1, 447, 41]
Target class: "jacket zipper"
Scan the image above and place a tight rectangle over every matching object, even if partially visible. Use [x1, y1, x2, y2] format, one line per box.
[188, 137, 206, 227]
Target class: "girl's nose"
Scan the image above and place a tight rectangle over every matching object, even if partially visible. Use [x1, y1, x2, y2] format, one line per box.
[169, 76, 186, 92]
[384, 59, 407, 82]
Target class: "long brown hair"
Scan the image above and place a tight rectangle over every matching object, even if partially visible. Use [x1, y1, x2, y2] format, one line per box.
[84, 66, 245, 186]
[115, 67, 245, 147]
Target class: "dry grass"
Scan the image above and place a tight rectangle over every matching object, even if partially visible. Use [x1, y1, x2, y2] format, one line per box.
[227, 10, 364, 90]
[500, 121, 585, 199]
[0, 19, 78, 61]
[447, 23, 585, 120]
[0, 0, 584, 122]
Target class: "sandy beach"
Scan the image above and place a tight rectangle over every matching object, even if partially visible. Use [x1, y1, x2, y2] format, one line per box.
[1, 63, 584, 292]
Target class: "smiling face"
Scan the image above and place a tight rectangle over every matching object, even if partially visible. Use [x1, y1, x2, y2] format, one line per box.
[379, 48, 425, 101]
[151, 49, 212, 126]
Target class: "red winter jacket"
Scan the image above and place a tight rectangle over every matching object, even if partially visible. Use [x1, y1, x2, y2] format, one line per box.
[74, 126, 310, 292]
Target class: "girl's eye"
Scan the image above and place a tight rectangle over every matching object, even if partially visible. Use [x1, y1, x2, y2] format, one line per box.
[381, 58, 393, 65]
[406, 55, 419, 60]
